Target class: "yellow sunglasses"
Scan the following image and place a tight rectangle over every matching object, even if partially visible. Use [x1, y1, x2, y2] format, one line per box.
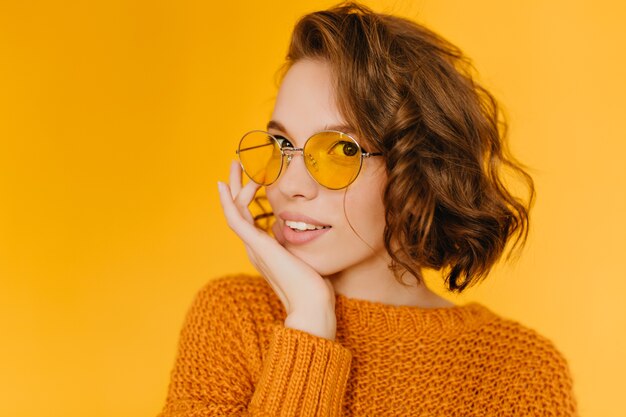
[236, 130, 383, 190]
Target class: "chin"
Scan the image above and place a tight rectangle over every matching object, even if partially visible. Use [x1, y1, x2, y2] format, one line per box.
[286, 247, 344, 277]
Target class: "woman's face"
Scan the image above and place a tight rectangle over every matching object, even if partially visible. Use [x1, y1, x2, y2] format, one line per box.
[266, 59, 389, 277]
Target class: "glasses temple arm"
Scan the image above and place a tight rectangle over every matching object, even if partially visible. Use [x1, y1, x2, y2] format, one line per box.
[236, 142, 275, 154]
[362, 151, 383, 158]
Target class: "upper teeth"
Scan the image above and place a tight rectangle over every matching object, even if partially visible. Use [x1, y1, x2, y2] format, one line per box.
[285, 220, 329, 231]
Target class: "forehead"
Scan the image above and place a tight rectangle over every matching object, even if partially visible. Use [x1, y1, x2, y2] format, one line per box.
[270, 59, 346, 145]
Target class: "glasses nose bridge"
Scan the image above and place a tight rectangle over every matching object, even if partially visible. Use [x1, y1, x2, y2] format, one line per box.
[279, 145, 320, 185]
[282, 146, 305, 164]
[276, 145, 321, 195]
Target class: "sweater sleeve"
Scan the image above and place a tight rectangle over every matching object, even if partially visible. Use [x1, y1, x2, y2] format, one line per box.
[157, 278, 353, 417]
[519, 337, 580, 417]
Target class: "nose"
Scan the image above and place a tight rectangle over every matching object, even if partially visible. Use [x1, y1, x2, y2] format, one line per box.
[275, 150, 319, 199]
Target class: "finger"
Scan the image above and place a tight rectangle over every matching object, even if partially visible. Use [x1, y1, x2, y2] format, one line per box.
[227, 160, 259, 224]
[229, 160, 243, 198]
[217, 181, 260, 242]
[234, 178, 262, 216]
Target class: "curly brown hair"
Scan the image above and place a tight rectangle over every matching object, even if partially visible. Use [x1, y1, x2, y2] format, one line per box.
[259, 1, 535, 293]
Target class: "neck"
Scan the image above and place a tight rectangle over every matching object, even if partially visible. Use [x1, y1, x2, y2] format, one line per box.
[325, 252, 454, 309]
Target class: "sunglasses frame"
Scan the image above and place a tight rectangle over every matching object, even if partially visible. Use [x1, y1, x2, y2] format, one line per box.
[236, 129, 383, 190]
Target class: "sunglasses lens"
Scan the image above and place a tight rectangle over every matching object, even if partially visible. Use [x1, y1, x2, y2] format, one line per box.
[237, 131, 282, 185]
[304, 132, 362, 189]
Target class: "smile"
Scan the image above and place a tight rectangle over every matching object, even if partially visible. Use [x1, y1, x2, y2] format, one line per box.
[285, 220, 332, 231]
[281, 222, 332, 245]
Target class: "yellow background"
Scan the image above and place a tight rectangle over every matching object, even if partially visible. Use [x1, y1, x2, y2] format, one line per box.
[1, 1, 624, 416]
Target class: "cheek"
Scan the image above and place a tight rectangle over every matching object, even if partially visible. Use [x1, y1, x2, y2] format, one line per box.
[343, 184, 386, 247]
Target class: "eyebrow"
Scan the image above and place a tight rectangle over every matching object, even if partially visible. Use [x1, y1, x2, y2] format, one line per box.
[266, 120, 357, 137]
[324, 123, 357, 136]
[266, 120, 291, 137]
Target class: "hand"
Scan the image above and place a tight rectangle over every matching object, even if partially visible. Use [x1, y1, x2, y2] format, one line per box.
[217, 160, 337, 341]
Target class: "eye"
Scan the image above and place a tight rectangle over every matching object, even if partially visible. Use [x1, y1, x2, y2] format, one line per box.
[329, 141, 359, 157]
[273, 135, 294, 149]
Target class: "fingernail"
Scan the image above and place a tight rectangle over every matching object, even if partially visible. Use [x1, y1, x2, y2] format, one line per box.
[217, 181, 224, 192]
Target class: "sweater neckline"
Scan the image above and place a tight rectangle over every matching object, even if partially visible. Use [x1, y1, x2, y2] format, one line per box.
[333, 292, 492, 339]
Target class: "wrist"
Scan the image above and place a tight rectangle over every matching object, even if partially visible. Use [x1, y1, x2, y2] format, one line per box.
[284, 307, 337, 341]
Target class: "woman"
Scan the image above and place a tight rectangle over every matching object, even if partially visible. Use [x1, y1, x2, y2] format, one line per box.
[158, 2, 578, 415]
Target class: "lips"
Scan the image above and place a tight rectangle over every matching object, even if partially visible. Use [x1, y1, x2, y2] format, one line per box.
[277, 211, 331, 227]
[275, 211, 332, 245]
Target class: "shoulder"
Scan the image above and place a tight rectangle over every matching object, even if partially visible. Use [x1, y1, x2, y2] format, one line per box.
[471, 305, 571, 366]
[472, 305, 577, 399]
[189, 274, 286, 322]
[476, 308, 577, 416]
[196, 273, 268, 297]
[477, 306, 571, 365]
[194, 274, 277, 304]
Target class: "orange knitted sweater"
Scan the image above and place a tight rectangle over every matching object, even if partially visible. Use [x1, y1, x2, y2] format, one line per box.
[157, 274, 578, 416]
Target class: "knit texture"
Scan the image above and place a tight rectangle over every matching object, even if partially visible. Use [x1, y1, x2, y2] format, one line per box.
[157, 274, 578, 416]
